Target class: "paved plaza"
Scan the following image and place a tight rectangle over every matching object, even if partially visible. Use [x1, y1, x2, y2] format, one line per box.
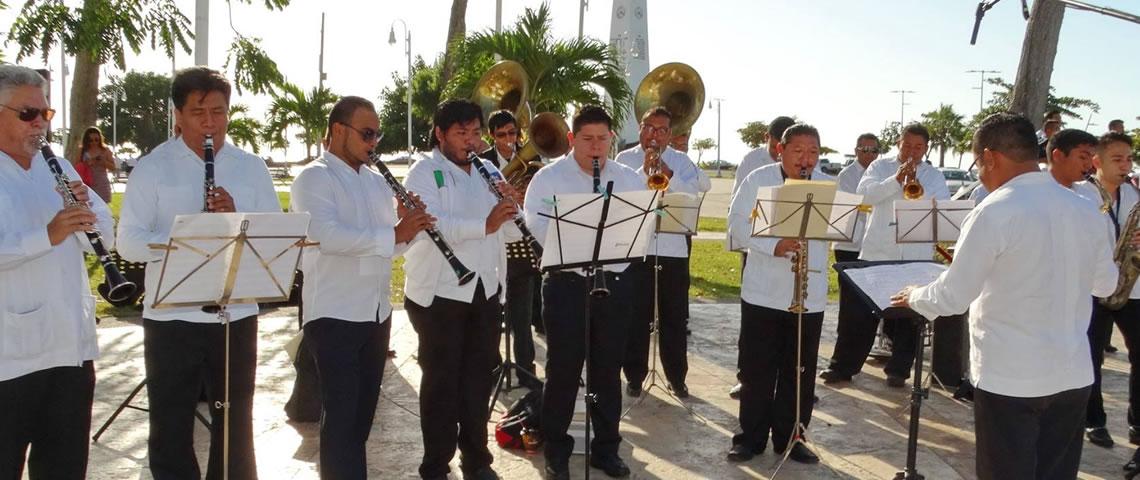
[81, 302, 1137, 479]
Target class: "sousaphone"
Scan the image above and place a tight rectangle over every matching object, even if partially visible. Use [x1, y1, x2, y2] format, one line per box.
[634, 62, 706, 136]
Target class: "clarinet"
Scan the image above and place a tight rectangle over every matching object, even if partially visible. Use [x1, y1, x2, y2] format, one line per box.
[203, 135, 215, 212]
[369, 152, 476, 285]
[38, 137, 138, 303]
[466, 151, 544, 259]
[589, 156, 609, 297]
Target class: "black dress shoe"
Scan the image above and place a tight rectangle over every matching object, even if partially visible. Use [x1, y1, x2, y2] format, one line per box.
[726, 443, 763, 462]
[1107, 344, 1119, 353]
[783, 443, 820, 464]
[1087, 427, 1115, 448]
[729, 383, 743, 399]
[1130, 425, 1140, 445]
[670, 383, 689, 399]
[886, 375, 907, 388]
[544, 464, 570, 480]
[626, 383, 642, 397]
[463, 467, 500, 480]
[590, 453, 631, 478]
[819, 369, 852, 385]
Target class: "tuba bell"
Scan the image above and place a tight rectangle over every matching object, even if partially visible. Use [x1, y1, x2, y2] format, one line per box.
[506, 112, 569, 191]
[472, 60, 530, 127]
[635, 62, 706, 137]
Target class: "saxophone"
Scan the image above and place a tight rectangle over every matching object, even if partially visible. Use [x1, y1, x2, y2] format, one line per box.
[1088, 175, 1140, 310]
[788, 167, 810, 313]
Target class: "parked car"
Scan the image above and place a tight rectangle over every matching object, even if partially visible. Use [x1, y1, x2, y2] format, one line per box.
[818, 159, 842, 175]
[939, 167, 974, 192]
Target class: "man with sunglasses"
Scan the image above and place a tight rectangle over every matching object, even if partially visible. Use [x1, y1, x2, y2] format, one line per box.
[402, 99, 520, 480]
[615, 106, 711, 399]
[0, 64, 114, 480]
[820, 133, 884, 384]
[290, 96, 433, 479]
[117, 66, 280, 480]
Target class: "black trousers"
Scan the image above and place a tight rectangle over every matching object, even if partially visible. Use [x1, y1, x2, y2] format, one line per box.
[827, 250, 881, 377]
[733, 302, 824, 452]
[1086, 298, 1140, 428]
[884, 317, 920, 379]
[623, 256, 690, 388]
[541, 271, 632, 467]
[405, 282, 501, 478]
[305, 316, 392, 480]
[505, 267, 539, 375]
[143, 316, 260, 480]
[975, 386, 1090, 480]
[0, 361, 94, 480]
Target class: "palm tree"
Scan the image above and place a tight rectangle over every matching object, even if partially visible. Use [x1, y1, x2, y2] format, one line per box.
[921, 104, 966, 167]
[445, 4, 632, 124]
[226, 104, 264, 154]
[265, 83, 337, 162]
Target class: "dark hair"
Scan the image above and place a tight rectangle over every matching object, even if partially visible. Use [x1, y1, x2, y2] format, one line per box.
[171, 67, 231, 110]
[1044, 110, 1062, 121]
[781, 123, 820, 146]
[1043, 119, 1062, 130]
[901, 123, 930, 144]
[640, 106, 672, 124]
[78, 126, 105, 161]
[1109, 119, 1125, 129]
[487, 109, 518, 133]
[1097, 131, 1135, 155]
[769, 116, 796, 142]
[856, 132, 879, 146]
[571, 105, 612, 134]
[325, 96, 373, 142]
[430, 99, 484, 148]
[972, 112, 1038, 163]
[1045, 128, 1097, 162]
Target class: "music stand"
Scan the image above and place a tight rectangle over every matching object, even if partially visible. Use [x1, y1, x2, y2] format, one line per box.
[834, 260, 949, 480]
[748, 179, 863, 477]
[623, 191, 704, 418]
[539, 182, 657, 479]
[149, 212, 314, 480]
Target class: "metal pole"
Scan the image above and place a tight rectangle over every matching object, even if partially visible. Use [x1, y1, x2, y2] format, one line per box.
[966, 69, 999, 112]
[406, 29, 413, 161]
[579, 0, 587, 39]
[496, 0, 502, 33]
[891, 89, 915, 128]
[714, 99, 723, 178]
[318, 12, 326, 157]
[60, 48, 67, 132]
[194, 0, 209, 65]
[112, 93, 118, 147]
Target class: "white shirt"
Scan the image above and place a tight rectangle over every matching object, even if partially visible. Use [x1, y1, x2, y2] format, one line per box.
[733, 147, 776, 195]
[291, 152, 405, 325]
[857, 156, 950, 261]
[117, 137, 281, 323]
[907, 172, 1117, 398]
[402, 149, 518, 307]
[524, 151, 646, 276]
[728, 163, 833, 313]
[615, 145, 712, 258]
[833, 162, 870, 253]
[0, 151, 113, 381]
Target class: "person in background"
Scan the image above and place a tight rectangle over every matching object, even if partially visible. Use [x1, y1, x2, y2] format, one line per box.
[74, 126, 116, 203]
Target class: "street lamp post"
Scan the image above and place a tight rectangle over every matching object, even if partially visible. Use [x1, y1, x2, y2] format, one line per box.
[389, 20, 413, 163]
[112, 89, 124, 147]
[709, 98, 723, 178]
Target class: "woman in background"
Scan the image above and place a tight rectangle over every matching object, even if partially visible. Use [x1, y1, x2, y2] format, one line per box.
[75, 126, 116, 202]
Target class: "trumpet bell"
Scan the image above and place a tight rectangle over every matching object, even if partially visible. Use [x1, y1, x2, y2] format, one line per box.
[635, 62, 706, 135]
[647, 173, 670, 191]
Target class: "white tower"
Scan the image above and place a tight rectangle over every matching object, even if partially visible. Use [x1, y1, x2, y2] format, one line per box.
[608, 0, 649, 149]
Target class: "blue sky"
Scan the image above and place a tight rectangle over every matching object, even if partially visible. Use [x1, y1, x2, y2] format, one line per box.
[3, 0, 1137, 167]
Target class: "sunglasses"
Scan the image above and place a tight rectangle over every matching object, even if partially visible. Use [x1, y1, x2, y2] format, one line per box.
[342, 123, 382, 142]
[856, 146, 879, 153]
[0, 104, 55, 122]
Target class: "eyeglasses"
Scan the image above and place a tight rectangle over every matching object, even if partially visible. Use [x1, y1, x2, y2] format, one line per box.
[640, 124, 670, 136]
[342, 123, 382, 142]
[0, 104, 55, 122]
[855, 146, 879, 154]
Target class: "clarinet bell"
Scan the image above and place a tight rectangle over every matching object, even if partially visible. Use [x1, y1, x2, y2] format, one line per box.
[102, 271, 138, 304]
[590, 269, 610, 298]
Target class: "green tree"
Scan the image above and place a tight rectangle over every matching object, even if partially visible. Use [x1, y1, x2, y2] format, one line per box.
[691, 137, 716, 163]
[266, 83, 337, 162]
[376, 56, 442, 155]
[95, 71, 170, 155]
[983, 77, 1099, 121]
[921, 104, 966, 167]
[445, 4, 633, 125]
[5, 0, 289, 162]
[737, 121, 769, 149]
[820, 146, 838, 155]
[226, 104, 264, 154]
[879, 121, 901, 154]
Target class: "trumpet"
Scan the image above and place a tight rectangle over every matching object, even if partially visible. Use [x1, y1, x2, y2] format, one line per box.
[645, 140, 669, 191]
[467, 151, 544, 260]
[901, 157, 924, 199]
[38, 137, 138, 303]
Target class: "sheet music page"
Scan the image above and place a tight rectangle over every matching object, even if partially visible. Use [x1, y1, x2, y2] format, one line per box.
[752, 180, 837, 239]
[823, 190, 865, 242]
[540, 190, 658, 268]
[895, 199, 975, 243]
[657, 192, 703, 235]
[843, 263, 948, 311]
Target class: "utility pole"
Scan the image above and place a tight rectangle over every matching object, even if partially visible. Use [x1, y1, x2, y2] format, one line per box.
[496, 0, 502, 33]
[709, 98, 724, 178]
[194, 0, 209, 65]
[60, 48, 68, 133]
[579, 0, 588, 39]
[965, 69, 999, 111]
[317, 12, 327, 157]
[890, 89, 915, 129]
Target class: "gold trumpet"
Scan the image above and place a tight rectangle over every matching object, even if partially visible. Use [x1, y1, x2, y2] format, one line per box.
[645, 140, 669, 191]
[901, 157, 924, 199]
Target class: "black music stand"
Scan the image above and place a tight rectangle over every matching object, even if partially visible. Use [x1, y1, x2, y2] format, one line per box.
[834, 260, 950, 480]
[748, 180, 863, 477]
[623, 191, 705, 418]
[489, 293, 544, 413]
[149, 212, 314, 480]
[539, 182, 658, 479]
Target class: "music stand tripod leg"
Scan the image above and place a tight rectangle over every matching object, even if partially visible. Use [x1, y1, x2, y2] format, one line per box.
[771, 305, 816, 477]
[894, 317, 927, 480]
[215, 307, 232, 480]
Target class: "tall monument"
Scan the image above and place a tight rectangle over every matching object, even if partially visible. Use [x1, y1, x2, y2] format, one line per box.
[608, 0, 650, 149]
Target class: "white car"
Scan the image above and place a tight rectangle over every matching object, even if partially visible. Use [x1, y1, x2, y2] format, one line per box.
[939, 168, 975, 193]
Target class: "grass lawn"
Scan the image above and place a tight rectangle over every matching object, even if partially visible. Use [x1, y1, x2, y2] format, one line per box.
[688, 239, 839, 303]
[698, 216, 726, 232]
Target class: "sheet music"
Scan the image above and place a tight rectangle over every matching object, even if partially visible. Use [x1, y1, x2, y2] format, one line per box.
[895, 199, 975, 243]
[540, 190, 658, 268]
[753, 180, 837, 239]
[657, 192, 703, 235]
[843, 262, 948, 311]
